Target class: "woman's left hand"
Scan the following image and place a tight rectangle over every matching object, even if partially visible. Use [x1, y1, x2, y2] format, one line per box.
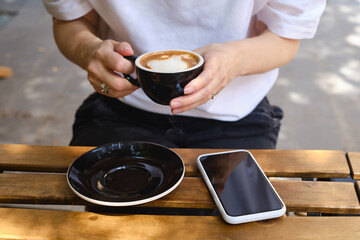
[169, 26, 300, 114]
[170, 43, 237, 114]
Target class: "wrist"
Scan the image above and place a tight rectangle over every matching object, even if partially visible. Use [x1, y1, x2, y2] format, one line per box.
[223, 40, 250, 77]
[75, 33, 103, 70]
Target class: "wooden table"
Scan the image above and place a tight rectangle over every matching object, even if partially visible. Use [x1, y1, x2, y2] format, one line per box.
[1, 144, 360, 239]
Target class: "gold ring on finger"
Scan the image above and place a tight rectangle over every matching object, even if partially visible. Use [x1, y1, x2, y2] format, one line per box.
[100, 82, 110, 94]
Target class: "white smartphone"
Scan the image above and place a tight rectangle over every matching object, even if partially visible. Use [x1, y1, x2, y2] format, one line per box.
[197, 150, 286, 224]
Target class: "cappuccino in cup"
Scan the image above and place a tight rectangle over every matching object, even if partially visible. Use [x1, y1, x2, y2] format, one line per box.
[124, 50, 204, 105]
[139, 50, 200, 72]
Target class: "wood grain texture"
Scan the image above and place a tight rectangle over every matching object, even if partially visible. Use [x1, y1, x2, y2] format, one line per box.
[1, 208, 360, 240]
[347, 152, 360, 179]
[1, 173, 359, 214]
[0, 144, 93, 172]
[0, 144, 350, 178]
[271, 179, 360, 214]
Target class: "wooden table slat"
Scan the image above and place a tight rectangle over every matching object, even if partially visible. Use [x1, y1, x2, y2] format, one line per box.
[0, 144, 351, 178]
[0, 144, 93, 172]
[1, 208, 360, 240]
[271, 179, 360, 214]
[347, 152, 360, 180]
[1, 173, 359, 214]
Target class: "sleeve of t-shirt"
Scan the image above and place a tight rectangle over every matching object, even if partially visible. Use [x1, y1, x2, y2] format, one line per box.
[42, 0, 93, 20]
[256, 1, 326, 39]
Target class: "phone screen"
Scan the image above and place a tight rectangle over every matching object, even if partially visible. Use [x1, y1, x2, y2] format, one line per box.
[199, 151, 283, 216]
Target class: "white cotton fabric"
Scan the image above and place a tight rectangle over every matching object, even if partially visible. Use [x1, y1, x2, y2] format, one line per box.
[42, 0, 326, 121]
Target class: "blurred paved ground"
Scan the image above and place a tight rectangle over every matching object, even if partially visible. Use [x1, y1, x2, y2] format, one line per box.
[1, 0, 360, 152]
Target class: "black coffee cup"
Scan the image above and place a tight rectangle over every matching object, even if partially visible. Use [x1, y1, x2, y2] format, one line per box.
[124, 50, 204, 105]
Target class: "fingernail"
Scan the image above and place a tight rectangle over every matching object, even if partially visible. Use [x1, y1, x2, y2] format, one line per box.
[171, 101, 182, 108]
[119, 47, 133, 54]
[172, 108, 182, 114]
[184, 86, 195, 95]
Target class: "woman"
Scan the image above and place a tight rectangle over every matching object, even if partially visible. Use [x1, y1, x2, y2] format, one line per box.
[42, 0, 326, 148]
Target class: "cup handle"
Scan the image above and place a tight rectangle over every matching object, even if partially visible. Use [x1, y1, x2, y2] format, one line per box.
[123, 55, 140, 87]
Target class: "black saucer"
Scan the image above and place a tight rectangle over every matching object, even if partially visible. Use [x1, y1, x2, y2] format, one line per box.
[67, 142, 185, 206]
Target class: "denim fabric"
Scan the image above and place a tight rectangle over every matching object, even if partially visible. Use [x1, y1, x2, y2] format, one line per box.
[70, 93, 283, 149]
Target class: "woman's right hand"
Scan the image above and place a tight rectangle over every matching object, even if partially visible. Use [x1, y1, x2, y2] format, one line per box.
[52, 9, 138, 99]
[86, 40, 139, 98]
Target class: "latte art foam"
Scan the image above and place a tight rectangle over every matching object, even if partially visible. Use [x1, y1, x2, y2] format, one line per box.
[147, 55, 192, 71]
[139, 51, 200, 72]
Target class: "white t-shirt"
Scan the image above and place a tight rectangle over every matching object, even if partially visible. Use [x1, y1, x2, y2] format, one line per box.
[42, 0, 326, 121]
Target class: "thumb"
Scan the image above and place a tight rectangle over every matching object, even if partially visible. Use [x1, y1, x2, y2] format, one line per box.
[114, 41, 134, 56]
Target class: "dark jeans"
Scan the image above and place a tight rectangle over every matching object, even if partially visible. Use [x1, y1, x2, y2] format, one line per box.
[70, 93, 283, 149]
